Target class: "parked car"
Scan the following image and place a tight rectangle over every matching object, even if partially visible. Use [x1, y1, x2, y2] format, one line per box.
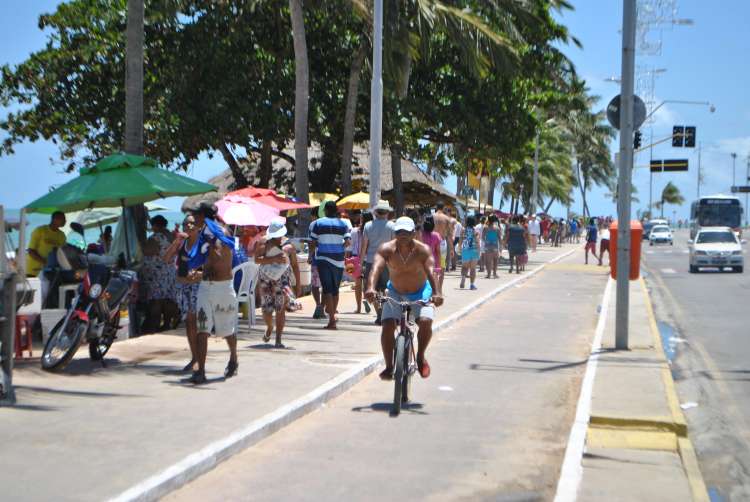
[649, 225, 673, 246]
[643, 218, 668, 240]
[688, 226, 745, 273]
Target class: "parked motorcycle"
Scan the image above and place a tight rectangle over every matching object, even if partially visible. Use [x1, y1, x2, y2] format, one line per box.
[41, 251, 136, 371]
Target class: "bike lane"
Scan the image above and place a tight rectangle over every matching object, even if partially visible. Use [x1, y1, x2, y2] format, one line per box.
[166, 251, 610, 501]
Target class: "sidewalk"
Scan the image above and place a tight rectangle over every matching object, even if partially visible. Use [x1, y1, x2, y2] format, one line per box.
[567, 277, 709, 502]
[0, 243, 576, 502]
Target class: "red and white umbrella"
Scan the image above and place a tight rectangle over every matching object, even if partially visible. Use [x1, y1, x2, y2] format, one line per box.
[215, 195, 280, 226]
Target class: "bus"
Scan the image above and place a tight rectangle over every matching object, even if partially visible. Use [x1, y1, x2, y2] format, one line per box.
[690, 194, 743, 239]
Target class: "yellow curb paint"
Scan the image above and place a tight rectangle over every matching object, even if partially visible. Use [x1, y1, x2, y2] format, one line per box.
[678, 437, 710, 502]
[587, 427, 678, 451]
[639, 275, 709, 502]
[590, 415, 684, 435]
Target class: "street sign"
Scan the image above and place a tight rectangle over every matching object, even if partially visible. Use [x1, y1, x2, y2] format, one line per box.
[663, 159, 689, 172]
[731, 186, 750, 193]
[650, 159, 689, 172]
[607, 94, 647, 130]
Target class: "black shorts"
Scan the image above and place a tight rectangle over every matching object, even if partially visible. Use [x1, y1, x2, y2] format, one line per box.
[364, 261, 389, 291]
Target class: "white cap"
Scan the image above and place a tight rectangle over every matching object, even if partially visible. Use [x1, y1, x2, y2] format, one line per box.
[393, 216, 415, 233]
[266, 216, 288, 239]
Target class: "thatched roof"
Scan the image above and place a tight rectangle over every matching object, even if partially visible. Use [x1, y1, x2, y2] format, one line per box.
[181, 143, 457, 212]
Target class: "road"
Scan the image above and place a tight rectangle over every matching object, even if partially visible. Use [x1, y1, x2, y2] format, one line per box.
[166, 254, 609, 501]
[643, 229, 750, 501]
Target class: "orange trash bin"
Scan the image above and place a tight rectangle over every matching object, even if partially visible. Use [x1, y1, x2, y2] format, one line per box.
[609, 220, 643, 280]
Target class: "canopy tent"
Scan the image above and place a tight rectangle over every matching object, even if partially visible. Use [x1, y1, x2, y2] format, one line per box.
[26, 154, 216, 214]
[25, 154, 215, 260]
[61, 202, 169, 235]
[215, 195, 280, 226]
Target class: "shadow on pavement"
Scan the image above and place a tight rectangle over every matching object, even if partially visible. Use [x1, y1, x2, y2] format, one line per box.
[351, 402, 427, 415]
[13, 385, 143, 399]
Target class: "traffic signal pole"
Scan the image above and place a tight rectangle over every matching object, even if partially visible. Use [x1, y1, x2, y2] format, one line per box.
[615, 0, 637, 350]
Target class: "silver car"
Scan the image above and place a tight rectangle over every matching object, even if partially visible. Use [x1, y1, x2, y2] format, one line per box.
[649, 225, 673, 246]
[688, 226, 745, 273]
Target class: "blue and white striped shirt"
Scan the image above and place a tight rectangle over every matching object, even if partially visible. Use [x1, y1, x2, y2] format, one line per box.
[309, 217, 351, 268]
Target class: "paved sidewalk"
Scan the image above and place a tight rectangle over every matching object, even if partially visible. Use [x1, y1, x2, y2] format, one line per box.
[0, 244, 575, 501]
[575, 278, 708, 502]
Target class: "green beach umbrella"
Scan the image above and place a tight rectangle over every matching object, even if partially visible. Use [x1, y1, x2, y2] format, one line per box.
[25, 153, 216, 214]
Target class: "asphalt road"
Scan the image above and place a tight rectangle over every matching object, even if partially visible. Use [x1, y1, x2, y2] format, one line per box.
[643, 229, 750, 502]
[166, 254, 609, 502]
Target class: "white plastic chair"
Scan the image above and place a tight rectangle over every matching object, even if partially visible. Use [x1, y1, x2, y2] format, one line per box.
[233, 261, 260, 332]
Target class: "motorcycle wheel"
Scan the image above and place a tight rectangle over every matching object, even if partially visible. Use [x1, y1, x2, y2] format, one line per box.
[42, 317, 86, 371]
[89, 312, 119, 361]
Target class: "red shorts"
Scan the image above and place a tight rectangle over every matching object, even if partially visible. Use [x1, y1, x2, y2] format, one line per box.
[584, 241, 597, 253]
[600, 239, 610, 255]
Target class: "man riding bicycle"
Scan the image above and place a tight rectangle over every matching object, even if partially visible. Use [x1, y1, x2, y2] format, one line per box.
[365, 216, 444, 380]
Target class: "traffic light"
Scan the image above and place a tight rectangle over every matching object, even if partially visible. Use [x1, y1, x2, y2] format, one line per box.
[684, 126, 696, 147]
[634, 130, 642, 149]
[672, 126, 684, 147]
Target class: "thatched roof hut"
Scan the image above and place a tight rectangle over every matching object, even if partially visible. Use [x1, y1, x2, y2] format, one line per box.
[182, 144, 457, 212]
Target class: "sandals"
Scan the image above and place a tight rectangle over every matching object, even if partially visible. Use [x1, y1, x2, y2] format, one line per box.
[224, 360, 239, 378]
[417, 358, 431, 379]
[274, 342, 286, 349]
[182, 360, 195, 373]
[379, 368, 394, 381]
[263, 330, 272, 343]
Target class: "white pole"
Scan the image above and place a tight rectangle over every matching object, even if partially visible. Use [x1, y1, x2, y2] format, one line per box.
[532, 131, 540, 215]
[615, 0, 637, 350]
[18, 209, 27, 279]
[368, 0, 383, 209]
[0, 205, 6, 274]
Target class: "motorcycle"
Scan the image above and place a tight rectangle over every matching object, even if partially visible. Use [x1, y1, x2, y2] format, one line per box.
[41, 250, 137, 372]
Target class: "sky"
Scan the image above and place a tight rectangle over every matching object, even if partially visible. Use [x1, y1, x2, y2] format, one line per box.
[1, 0, 749, 221]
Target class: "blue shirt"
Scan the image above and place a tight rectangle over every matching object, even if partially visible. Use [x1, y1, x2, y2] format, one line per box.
[586, 225, 598, 243]
[309, 217, 351, 269]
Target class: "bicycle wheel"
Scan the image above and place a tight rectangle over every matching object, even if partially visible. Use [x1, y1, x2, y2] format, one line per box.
[392, 335, 407, 416]
[401, 337, 413, 404]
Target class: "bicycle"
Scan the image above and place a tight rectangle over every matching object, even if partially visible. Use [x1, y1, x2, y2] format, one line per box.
[377, 294, 431, 416]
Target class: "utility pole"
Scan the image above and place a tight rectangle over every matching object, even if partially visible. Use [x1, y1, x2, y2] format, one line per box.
[649, 127, 654, 217]
[615, 0, 637, 350]
[696, 142, 702, 198]
[531, 130, 540, 215]
[746, 155, 749, 226]
[368, 0, 383, 209]
[731, 152, 737, 190]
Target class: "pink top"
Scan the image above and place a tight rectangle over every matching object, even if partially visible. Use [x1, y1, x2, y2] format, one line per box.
[421, 230, 442, 271]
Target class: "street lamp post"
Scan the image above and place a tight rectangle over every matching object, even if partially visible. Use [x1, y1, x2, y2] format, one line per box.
[731, 152, 737, 190]
[368, 0, 383, 209]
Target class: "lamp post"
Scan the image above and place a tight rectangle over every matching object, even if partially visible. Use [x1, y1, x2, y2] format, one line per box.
[368, 0, 383, 209]
[731, 152, 737, 190]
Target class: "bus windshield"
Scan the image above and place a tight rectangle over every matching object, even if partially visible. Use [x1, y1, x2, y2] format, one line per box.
[696, 204, 741, 228]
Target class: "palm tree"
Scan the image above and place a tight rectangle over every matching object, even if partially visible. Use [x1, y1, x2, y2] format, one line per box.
[289, 0, 311, 231]
[655, 182, 685, 217]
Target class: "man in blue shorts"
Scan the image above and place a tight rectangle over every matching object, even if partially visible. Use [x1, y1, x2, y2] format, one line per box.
[365, 216, 444, 380]
[308, 200, 351, 330]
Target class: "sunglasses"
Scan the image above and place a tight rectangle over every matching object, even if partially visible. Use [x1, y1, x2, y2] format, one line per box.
[395, 230, 413, 236]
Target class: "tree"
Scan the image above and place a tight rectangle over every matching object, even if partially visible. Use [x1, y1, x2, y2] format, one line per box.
[655, 181, 685, 217]
[289, 0, 311, 231]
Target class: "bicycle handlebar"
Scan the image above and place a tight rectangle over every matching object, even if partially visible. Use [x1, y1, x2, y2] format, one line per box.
[375, 293, 432, 308]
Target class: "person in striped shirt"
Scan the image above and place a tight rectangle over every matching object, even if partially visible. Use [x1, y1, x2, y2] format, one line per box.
[308, 200, 351, 329]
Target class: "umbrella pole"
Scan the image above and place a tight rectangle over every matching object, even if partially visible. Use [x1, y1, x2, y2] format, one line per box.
[122, 203, 131, 263]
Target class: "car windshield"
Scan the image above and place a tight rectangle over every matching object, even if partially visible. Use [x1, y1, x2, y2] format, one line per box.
[696, 231, 736, 244]
[652, 226, 670, 233]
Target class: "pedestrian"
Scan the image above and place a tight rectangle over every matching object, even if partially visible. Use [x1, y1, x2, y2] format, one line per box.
[163, 214, 202, 372]
[482, 215, 501, 278]
[506, 216, 528, 274]
[418, 215, 444, 294]
[584, 217, 599, 265]
[599, 223, 610, 266]
[476, 215, 486, 273]
[541, 215, 550, 244]
[255, 217, 299, 348]
[99, 225, 113, 253]
[346, 212, 365, 313]
[307, 214, 324, 319]
[187, 202, 240, 384]
[451, 212, 463, 271]
[433, 201, 456, 272]
[145, 215, 179, 330]
[460, 216, 480, 290]
[528, 214, 540, 252]
[308, 200, 351, 330]
[360, 201, 395, 325]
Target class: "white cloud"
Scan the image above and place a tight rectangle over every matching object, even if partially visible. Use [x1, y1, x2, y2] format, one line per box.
[715, 136, 750, 157]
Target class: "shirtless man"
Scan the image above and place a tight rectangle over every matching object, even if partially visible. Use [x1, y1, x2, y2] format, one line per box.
[433, 201, 456, 272]
[365, 216, 444, 380]
[189, 203, 239, 385]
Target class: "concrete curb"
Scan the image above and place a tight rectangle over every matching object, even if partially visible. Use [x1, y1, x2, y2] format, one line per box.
[588, 415, 686, 435]
[108, 249, 577, 502]
[639, 276, 709, 502]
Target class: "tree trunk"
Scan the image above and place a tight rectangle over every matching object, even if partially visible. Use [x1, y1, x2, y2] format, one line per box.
[544, 197, 555, 214]
[456, 174, 465, 200]
[391, 144, 404, 217]
[219, 143, 249, 188]
[487, 175, 496, 207]
[258, 140, 273, 188]
[510, 196, 516, 215]
[341, 44, 366, 196]
[289, 0, 310, 233]
[125, 0, 147, 247]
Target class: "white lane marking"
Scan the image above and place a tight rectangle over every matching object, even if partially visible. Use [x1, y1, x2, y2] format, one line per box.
[680, 402, 698, 410]
[682, 250, 689, 254]
[645, 250, 655, 254]
[553, 277, 614, 502]
[438, 386, 454, 392]
[661, 268, 677, 274]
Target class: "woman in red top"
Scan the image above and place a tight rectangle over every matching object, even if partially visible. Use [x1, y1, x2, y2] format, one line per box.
[418, 215, 443, 294]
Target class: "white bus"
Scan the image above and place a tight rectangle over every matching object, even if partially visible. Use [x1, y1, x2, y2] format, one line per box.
[690, 194, 743, 239]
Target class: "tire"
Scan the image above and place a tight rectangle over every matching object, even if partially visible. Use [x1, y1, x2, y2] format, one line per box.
[401, 338, 413, 405]
[42, 318, 86, 371]
[89, 312, 119, 361]
[650, 241, 654, 246]
[392, 335, 407, 416]
[734, 266, 744, 273]
[689, 265, 698, 273]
